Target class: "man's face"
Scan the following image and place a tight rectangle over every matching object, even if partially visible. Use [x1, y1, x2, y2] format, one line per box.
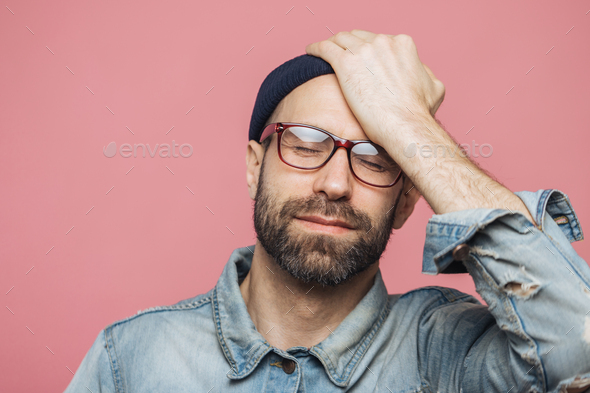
[252, 74, 406, 286]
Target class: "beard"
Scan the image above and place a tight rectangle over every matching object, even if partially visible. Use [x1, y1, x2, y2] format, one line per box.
[253, 157, 403, 287]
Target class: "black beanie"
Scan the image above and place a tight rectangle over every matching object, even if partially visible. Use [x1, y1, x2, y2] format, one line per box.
[248, 54, 335, 142]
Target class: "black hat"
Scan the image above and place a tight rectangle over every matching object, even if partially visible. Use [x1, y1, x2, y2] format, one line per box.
[248, 54, 335, 142]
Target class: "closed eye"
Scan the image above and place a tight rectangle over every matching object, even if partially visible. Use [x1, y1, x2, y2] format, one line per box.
[294, 146, 321, 154]
[359, 159, 386, 171]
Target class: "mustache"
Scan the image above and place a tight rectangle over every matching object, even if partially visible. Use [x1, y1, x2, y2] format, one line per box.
[279, 194, 371, 231]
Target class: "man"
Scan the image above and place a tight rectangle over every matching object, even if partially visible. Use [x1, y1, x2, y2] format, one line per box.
[65, 30, 590, 392]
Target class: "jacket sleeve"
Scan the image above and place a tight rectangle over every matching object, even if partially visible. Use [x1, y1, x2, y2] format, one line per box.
[63, 329, 117, 393]
[420, 189, 590, 393]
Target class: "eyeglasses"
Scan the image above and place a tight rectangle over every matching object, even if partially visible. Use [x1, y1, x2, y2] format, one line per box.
[260, 122, 403, 188]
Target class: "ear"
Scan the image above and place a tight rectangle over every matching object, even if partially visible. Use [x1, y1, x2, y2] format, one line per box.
[246, 139, 266, 200]
[392, 176, 421, 229]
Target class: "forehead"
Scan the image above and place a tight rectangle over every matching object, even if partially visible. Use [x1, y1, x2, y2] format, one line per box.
[273, 74, 369, 141]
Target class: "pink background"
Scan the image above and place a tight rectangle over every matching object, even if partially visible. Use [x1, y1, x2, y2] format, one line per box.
[1, 1, 589, 391]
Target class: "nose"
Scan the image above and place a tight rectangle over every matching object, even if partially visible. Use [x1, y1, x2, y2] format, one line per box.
[312, 147, 354, 200]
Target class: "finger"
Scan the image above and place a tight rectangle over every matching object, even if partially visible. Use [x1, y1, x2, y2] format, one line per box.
[328, 31, 365, 53]
[349, 29, 378, 41]
[305, 39, 347, 63]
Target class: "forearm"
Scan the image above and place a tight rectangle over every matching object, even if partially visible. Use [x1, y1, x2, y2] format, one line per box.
[379, 113, 535, 224]
[421, 189, 590, 392]
[385, 114, 590, 390]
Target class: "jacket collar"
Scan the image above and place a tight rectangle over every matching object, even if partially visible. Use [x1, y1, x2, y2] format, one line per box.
[212, 245, 391, 387]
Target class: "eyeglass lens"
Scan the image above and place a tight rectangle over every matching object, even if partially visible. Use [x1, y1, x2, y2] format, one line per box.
[280, 126, 401, 186]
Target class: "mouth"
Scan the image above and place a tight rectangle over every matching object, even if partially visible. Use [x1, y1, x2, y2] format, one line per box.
[294, 215, 355, 235]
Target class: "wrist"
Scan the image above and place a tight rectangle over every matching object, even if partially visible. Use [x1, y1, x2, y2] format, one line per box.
[379, 114, 447, 166]
[379, 117, 535, 222]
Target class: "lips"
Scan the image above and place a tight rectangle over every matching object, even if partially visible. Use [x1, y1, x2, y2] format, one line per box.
[297, 215, 355, 229]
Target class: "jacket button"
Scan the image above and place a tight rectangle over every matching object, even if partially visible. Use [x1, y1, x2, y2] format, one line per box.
[282, 358, 296, 374]
[452, 243, 470, 261]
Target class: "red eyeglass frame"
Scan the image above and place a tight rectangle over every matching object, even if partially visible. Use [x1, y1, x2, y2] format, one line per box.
[260, 122, 403, 188]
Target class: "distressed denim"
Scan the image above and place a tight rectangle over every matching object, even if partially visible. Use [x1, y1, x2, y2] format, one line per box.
[64, 189, 590, 393]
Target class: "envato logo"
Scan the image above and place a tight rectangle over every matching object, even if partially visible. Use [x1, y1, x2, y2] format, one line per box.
[103, 141, 193, 158]
[403, 140, 493, 158]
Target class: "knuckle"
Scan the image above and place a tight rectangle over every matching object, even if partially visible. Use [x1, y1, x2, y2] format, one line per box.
[317, 40, 332, 51]
[396, 34, 414, 44]
[374, 33, 391, 43]
[334, 31, 349, 39]
[357, 41, 373, 54]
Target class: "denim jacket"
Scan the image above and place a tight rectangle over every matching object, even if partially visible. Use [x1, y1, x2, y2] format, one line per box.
[64, 189, 590, 393]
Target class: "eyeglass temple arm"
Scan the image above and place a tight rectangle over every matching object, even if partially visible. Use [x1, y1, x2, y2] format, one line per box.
[259, 123, 279, 143]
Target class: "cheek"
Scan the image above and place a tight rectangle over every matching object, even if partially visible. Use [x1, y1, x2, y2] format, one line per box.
[355, 188, 400, 219]
[267, 158, 313, 195]
[260, 160, 303, 207]
[355, 192, 392, 218]
[266, 152, 400, 216]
